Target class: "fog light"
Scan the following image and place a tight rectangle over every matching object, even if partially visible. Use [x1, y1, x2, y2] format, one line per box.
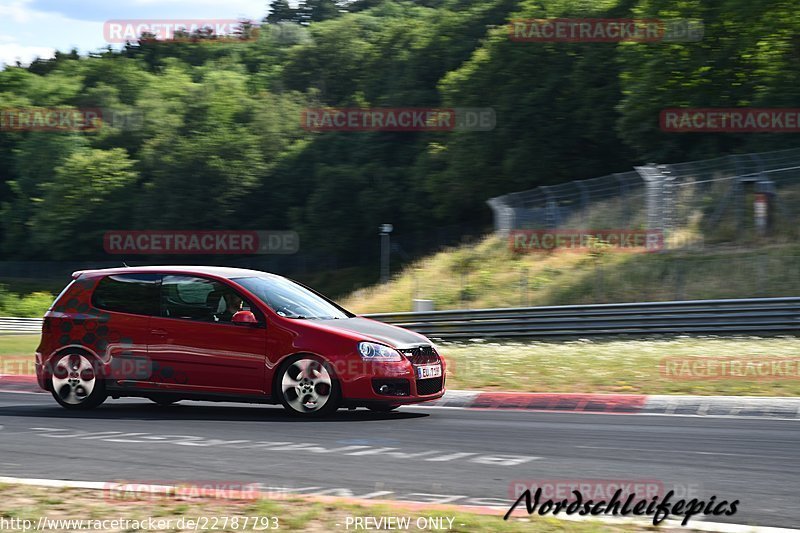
[372, 379, 410, 396]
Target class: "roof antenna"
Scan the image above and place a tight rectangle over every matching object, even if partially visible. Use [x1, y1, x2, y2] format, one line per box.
[122, 261, 130, 267]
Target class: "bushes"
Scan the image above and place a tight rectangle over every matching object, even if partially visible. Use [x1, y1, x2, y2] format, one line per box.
[0, 285, 54, 318]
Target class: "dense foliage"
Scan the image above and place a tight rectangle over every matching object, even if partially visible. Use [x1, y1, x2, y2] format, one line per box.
[0, 0, 797, 272]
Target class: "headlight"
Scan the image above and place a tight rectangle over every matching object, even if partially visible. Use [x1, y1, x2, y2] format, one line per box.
[358, 342, 402, 362]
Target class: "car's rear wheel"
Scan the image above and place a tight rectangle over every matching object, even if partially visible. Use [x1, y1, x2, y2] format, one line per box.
[50, 352, 106, 410]
[367, 404, 399, 412]
[278, 355, 340, 417]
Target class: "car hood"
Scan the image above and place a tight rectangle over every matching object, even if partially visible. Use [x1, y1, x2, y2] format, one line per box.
[314, 317, 430, 348]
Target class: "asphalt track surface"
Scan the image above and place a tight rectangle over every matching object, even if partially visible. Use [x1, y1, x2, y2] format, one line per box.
[0, 391, 797, 529]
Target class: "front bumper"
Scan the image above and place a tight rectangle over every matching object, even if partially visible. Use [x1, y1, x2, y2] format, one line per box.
[336, 356, 446, 405]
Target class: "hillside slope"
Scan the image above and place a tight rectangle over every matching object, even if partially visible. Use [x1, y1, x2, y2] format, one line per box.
[342, 235, 800, 313]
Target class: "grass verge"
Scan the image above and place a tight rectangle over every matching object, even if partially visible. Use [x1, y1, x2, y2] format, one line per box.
[0, 482, 689, 532]
[0, 334, 38, 375]
[441, 336, 800, 396]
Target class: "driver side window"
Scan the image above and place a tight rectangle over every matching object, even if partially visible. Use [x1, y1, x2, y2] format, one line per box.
[161, 275, 256, 323]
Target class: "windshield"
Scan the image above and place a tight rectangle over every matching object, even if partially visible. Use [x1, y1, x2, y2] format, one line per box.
[233, 276, 351, 320]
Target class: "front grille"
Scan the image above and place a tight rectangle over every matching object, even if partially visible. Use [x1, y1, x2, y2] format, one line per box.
[400, 345, 440, 365]
[416, 377, 443, 396]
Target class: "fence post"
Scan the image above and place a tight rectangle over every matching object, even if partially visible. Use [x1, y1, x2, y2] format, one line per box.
[486, 196, 515, 236]
[541, 186, 560, 228]
[744, 154, 766, 233]
[662, 165, 676, 237]
[635, 164, 667, 235]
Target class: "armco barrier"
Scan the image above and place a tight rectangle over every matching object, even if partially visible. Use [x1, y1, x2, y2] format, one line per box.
[0, 317, 43, 334]
[365, 297, 800, 339]
[1, 297, 799, 338]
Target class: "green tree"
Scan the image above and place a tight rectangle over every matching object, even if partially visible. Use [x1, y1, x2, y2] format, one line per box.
[617, 0, 800, 160]
[267, 0, 299, 23]
[28, 148, 138, 258]
[299, 0, 344, 23]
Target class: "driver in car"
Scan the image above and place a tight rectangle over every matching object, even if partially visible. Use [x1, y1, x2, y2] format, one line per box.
[216, 292, 243, 322]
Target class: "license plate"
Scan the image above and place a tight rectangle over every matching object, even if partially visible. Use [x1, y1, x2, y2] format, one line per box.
[416, 364, 442, 379]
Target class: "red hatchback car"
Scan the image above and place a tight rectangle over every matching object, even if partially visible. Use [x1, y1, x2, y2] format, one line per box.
[35, 266, 445, 417]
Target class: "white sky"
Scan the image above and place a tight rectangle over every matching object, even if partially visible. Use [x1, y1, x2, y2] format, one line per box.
[0, 0, 279, 67]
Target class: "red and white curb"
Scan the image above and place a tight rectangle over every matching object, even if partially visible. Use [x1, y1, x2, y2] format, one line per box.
[423, 391, 800, 418]
[0, 476, 795, 533]
[3, 375, 800, 418]
[425, 390, 646, 412]
[0, 374, 43, 394]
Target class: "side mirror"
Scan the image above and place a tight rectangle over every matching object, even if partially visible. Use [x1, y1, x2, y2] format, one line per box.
[232, 310, 259, 326]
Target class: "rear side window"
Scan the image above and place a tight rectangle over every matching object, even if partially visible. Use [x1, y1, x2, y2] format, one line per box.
[92, 274, 161, 316]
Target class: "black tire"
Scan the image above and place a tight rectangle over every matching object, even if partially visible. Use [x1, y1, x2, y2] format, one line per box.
[149, 396, 179, 406]
[367, 404, 399, 412]
[50, 352, 107, 410]
[276, 354, 340, 418]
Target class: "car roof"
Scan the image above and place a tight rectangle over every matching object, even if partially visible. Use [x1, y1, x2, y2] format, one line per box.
[72, 265, 281, 280]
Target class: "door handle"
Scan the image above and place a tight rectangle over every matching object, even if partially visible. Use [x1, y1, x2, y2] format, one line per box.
[150, 329, 168, 337]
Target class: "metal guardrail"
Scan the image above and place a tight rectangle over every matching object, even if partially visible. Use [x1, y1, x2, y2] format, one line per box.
[366, 297, 800, 339]
[2, 297, 799, 337]
[0, 317, 43, 334]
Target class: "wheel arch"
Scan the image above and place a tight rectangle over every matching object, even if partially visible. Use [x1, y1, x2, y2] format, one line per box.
[46, 345, 103, 372]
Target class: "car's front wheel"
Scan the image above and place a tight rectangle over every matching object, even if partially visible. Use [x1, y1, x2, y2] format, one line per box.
[277, 355, 340, 417]
[50, 352, 106, 410]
